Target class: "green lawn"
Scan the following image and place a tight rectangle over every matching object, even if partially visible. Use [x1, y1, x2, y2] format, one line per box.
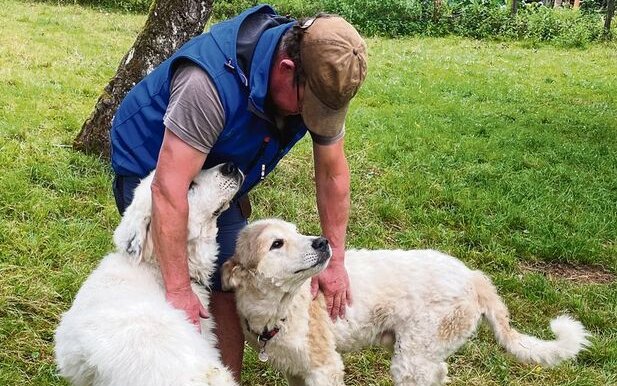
[1, 1, 615, 385]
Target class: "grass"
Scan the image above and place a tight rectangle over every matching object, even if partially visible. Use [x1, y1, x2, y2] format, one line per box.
[0, 1, 616, 385]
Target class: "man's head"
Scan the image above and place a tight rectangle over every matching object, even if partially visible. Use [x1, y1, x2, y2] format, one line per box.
[269, 15, 368, 137]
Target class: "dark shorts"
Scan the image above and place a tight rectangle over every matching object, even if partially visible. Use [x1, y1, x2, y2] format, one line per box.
[112, 175, 248, 292]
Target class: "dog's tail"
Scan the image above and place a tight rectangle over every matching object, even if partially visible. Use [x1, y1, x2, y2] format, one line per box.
[472, 272, 590, 367]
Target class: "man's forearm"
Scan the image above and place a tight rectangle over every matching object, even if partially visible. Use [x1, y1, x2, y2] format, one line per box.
[151, 182, 191, 292]
[312, 141, 352, 318]
[314, 148, 350, 263]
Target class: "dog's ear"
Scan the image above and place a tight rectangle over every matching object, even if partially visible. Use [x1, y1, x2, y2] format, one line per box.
[221, 259, 243, 291]
[114, 216, 154, 263]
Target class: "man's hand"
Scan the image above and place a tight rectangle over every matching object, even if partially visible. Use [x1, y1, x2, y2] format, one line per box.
[311, 260, 352, 320]
[165, 285, 209, 332]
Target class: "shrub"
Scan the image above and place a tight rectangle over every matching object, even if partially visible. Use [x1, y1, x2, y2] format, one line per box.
[525, 5, 561, 40]
[25, 0, 610, 45]
[212, 0, 258, 19]
[213, 0, 323, 20]
[321, 0, 426, 37]
[30, 0, 152, 12]
[552, 10, 604, 47]
[451, 0, 511, 39]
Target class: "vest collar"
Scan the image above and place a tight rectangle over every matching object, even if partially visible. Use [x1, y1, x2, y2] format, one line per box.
[248, 23, 294, 117]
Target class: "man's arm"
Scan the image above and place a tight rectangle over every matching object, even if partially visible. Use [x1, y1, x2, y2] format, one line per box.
[311, 138, 352, 320]
[151, 128, 208, 330]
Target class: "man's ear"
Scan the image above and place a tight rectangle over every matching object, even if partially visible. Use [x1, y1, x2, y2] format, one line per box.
[221, 259, 243, 291]
[278, 58, 296, 74]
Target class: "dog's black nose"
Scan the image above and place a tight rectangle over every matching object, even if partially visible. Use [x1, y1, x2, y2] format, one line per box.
[221, 162, 238, 176]
[312, 237, 329, 252]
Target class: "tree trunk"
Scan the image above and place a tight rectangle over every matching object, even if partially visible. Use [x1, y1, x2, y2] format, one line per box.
[73, 0, 214, 159]
[510, 0, 518, 15]
[573, 0, 580, 9]
[606, 0, 616, 38]
[554, 0, 562, 8]
[433, 0, 443, 22]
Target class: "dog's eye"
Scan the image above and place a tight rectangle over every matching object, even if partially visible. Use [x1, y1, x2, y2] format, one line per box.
[270, 239, 284, 250]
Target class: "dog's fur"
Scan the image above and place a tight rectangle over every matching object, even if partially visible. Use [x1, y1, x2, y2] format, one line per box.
[222, 219, 590, 386]
[54, 164, 243, 386]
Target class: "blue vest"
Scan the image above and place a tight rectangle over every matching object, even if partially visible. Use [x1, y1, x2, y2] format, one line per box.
[110, 5, 308, 197]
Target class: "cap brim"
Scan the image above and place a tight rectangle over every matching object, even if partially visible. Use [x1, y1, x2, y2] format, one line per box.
[302, 83, 348, 138]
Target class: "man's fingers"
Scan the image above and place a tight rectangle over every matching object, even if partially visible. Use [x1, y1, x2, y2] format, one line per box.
[165, 288, 204, 332]
[339, 292, 347, 319]
[331, 292, 342, 320]
[325, 291, 334, 316]
[192, 314, 202, 333]
[311, 276, 319, 299]
[346, 287, 353, 307]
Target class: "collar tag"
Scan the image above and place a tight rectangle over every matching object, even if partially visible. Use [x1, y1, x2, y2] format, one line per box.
[258, 347, 269, 362]
[246, 319, 284, 362]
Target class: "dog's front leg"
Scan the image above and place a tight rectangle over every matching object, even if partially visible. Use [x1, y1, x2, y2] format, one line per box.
[304, 365, 345, 386]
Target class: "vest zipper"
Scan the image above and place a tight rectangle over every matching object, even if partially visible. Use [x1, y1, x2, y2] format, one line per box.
[245, 136, 271, 179]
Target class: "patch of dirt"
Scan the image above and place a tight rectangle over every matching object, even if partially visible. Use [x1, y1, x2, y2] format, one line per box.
[520, 261, 615, 284]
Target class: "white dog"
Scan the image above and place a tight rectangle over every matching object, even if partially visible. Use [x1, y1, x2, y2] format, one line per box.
[55, 163, 243, 386]
[222, 219, 590, 386]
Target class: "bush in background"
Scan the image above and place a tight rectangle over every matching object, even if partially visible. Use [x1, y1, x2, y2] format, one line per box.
[26, 0, 614, 44]
[320, 0, 430, 37]
[213, 0, 323, 19]
[451, 0, 512, 39]
[32, 0, 151, 12]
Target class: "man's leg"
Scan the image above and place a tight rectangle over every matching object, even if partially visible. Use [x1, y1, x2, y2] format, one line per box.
[112, 175, 141, 215]
[210, 291, 244, 380]
[211, 200, 248, 382]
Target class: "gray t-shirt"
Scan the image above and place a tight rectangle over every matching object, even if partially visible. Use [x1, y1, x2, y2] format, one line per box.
[163, 63, 343, 153]
[163, 62, 225, 154]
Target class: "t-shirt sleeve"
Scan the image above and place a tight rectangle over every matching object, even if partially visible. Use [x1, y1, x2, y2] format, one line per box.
[163, 62, 225, 154]
[308, 126, 345, 146]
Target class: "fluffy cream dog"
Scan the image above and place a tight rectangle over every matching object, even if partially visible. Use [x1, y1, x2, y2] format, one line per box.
[222, 219, 590, 386]
[55, 163, 243, 386]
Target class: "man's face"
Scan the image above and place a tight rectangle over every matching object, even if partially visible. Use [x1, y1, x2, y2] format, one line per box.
[269, 56, 304, 117]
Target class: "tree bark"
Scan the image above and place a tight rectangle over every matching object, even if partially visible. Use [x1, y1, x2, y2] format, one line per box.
[73, 0, 214, 159]
[433, 0, 443, 22]
[573, 0, 580, 9]
[510, 0, 518, 15]
[554, 0, 562, 8]
[606, 0, 615, 39]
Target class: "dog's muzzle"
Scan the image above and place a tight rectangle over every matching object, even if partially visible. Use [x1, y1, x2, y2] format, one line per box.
[220, 162, 245, 185]
[312, 237, 331, 264]
[312, 237, 329, 252]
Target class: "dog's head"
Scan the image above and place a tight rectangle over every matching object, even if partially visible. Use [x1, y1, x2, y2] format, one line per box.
[222, 219, 331, 293]
[113, 162, 244, 264]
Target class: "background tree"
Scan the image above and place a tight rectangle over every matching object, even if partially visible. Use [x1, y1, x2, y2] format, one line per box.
[73, 0, 214, 159]
[606, 0, 615, 38]
[510, 0, 518, 15]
